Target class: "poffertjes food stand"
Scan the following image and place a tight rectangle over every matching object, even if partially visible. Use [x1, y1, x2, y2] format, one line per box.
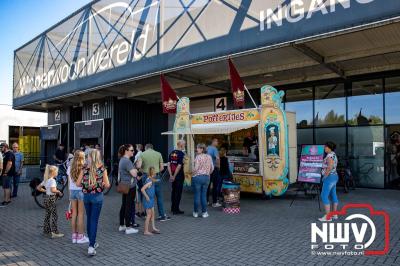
[163, 86, 297, 197]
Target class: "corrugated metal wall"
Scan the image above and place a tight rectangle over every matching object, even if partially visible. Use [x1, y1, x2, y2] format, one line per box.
[113, 99, 168, 159]
[48, 108, 69, 125]
[82, 97, 113, 121]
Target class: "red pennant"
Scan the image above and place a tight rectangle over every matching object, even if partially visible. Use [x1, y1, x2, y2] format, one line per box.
[160, 74, 178, 114]
[228, 59, 245, 108]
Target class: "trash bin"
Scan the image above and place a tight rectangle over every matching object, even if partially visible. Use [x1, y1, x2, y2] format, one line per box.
[222, 180, 240, 214]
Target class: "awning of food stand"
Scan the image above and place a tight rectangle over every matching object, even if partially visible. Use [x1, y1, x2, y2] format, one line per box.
[161, 130, 192, 135]
[191, 120, 259, 134]
[162, 120, 259, 135]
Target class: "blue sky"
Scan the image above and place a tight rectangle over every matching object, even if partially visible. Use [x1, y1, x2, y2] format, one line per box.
[0, 0, 91, 106]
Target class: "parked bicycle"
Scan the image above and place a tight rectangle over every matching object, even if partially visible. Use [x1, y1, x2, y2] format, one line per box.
[338, 159, 356, 193]
[30, 161, 69, 208]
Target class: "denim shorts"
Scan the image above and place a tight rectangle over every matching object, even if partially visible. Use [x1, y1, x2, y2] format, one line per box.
[2, 176, 12, 189]
[70, 190, 84, 201]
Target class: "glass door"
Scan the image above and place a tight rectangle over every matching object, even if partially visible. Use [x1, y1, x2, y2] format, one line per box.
[385, 125, 400, 189]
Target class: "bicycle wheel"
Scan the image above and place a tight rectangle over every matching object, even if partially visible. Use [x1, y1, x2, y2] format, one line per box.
[33, 190, 45, 209]
[344, 180, 349, 193]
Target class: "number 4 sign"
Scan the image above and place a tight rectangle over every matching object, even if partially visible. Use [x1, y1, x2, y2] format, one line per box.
[215, 97, 227, 112]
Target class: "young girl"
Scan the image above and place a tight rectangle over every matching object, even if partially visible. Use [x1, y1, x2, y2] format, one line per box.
[36, 165, 64, 238]
[141, 167, 160, 236]
[76, 149, 110, 256]
[68, 150, 89, 244]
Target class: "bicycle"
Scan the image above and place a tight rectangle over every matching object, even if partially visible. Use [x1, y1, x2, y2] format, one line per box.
[32, 161, 69, 208]
[338, 159, 356, 193]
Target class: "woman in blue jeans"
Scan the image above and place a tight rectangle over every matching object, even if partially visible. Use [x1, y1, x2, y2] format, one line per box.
[77, 149, 110, 256]
[319, 141, 339, 222]
[192, 143, 214, 218]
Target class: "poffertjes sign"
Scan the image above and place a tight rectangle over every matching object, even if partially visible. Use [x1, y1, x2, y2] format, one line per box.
[191, 109, 259, 124]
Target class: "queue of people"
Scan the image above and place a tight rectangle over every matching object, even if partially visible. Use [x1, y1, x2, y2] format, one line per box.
[2, 136, 340, 257]
[0, 142, 24, 206]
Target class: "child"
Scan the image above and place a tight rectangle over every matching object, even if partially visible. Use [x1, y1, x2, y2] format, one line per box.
[135, 174, 145, 218]
[141, 167, 160, 236]
[36, 165, 64, 238]
[218, 147, 232, 198]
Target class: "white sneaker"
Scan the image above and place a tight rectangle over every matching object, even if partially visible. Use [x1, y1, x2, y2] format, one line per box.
[118, 225, 126, 232]
[202, 212, 209, 218]
[94, 243, 99, 249]
[72, 233, 77, 244]
[88, 246, 96, 256]
[193, 212, 198, 218]
[125, 227, 139, 234]
[76, 235, 89, 244]
[212, 202, 222, 208]
[318, 215, 332, 222]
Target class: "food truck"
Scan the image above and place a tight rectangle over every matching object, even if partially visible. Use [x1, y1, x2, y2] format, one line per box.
[163, 86, 297, 197]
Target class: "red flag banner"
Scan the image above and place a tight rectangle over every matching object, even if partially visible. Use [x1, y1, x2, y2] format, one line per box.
[228, 58, 245, 108]
[160, 74, 178, 114]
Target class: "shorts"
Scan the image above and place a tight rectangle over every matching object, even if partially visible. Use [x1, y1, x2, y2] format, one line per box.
[69, 190, 84, 201]
[2, 176, 12, 189]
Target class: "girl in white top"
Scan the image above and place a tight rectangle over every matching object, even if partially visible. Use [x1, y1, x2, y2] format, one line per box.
[67, 150, 89, 244]
[36, 165, 64, 238]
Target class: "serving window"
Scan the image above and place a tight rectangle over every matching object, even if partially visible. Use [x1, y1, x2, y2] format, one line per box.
[193, 125, 260, 176]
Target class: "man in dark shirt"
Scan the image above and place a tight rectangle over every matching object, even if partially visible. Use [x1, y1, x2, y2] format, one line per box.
[1, 143, 16, 206]
[54, 143, 66, 164]
[242, 131, 257, 156]
[168, 140, 186, 215]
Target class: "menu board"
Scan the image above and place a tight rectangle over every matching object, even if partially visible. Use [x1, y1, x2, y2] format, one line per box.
[297, 145, 325, 184]
[233, 162, 260, 175]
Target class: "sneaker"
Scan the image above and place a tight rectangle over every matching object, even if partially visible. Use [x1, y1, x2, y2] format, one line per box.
[318, 215, 332, 222]
[94, 243, 99, 249]
[72, 233, 77, 244]
[202, 212, 209, 218]
[173, 210, 185, 215]
[118, 225, 126, 232]
[51, 232, 64, 238]
[212, 202, 222, 208]
[76, 235, 89, 244]
[157, 216, 171, 222]
[193, 212, 198, 218]
[125, 227, 139, 234]
[88, 246, 96, 256]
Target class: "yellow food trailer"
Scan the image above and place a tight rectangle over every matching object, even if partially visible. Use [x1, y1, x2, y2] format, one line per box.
[163, 85, 297, 197]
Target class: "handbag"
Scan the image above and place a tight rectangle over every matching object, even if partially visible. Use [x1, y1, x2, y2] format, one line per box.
[117, 182, 130, 194]
[65, 201, 72, 220]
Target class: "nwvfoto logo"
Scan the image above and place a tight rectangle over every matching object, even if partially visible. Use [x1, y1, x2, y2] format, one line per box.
[311, 204, 390, 256]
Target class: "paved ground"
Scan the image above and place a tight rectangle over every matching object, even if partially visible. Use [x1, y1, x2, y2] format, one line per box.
[0, 182, 399, 266]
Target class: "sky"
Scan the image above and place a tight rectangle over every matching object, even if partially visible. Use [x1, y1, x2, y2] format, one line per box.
[0, 0, 91, 106]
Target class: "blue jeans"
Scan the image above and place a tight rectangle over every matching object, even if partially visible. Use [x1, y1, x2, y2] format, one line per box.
[192, 175, 210, 213]
[321, 173, 339, 205]
[154, 175, 165, 217]
[12, 174, 21, 197]
[84, 193, 103, 247]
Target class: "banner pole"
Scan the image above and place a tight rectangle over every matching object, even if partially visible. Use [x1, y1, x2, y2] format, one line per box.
[244, 85, 258, 109]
